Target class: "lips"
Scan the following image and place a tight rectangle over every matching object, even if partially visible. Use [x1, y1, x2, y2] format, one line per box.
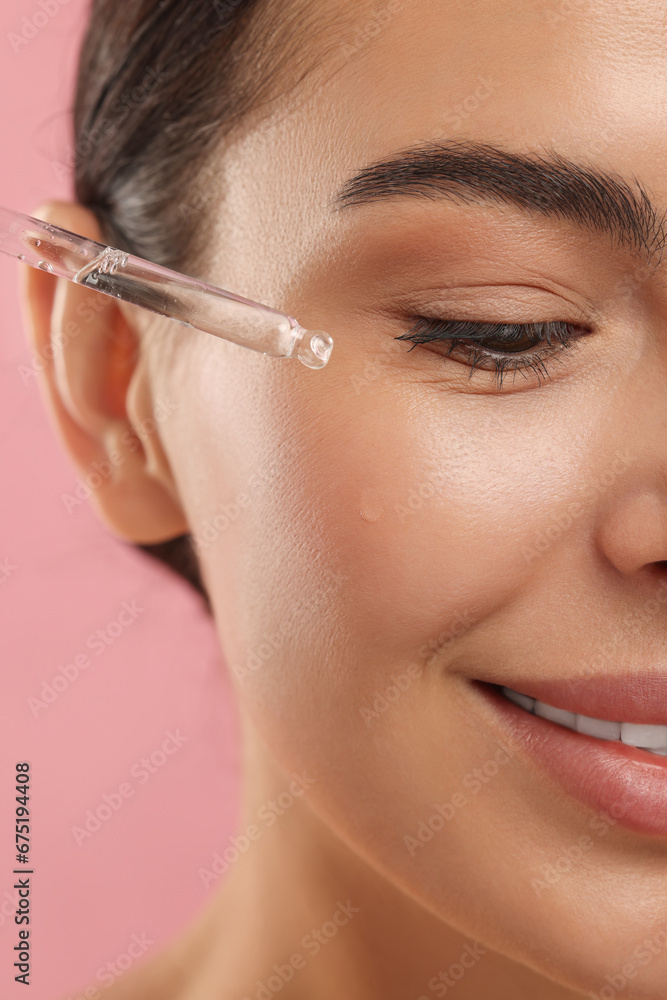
[499, 686, 667, 755]
[473, 679, 667, 839]
[479, 673, 667, 725]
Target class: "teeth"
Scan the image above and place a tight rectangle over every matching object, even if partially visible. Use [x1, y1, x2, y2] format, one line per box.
[534, 702, 577, 729]
[500, 687, 667, 757]
[620, 722, 667, 749]
[576, 715, 621, 741]
[502, 689, 535, 713]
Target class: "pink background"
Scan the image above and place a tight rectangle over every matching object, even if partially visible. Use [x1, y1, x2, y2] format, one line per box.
[0, 3, 239, 998]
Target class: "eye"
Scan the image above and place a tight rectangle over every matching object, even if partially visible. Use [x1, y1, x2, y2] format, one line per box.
[395, 317, 591, 390]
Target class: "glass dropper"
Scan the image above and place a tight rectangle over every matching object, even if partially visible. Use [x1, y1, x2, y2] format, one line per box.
[0, 206, 333, 370]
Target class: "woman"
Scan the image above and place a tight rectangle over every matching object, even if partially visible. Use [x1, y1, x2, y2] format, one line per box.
[21, 0, 667, 997]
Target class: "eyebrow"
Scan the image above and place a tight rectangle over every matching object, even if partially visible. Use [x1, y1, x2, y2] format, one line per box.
[331, 139, 667, 268]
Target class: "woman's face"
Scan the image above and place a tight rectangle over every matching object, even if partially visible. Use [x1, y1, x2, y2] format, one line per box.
[151, 0, 667, 993]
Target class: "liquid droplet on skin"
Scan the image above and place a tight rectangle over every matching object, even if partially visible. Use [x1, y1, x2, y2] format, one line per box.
[34, 240, 41, 247]
[359, 486, 384, 523]
[18, 254, 25, 261]
[37, 261, 53, 272]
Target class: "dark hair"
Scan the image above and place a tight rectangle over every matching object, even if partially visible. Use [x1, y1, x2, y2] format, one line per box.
[72, 0, 327, 612]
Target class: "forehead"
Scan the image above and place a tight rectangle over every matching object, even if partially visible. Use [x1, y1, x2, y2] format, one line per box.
[313, 0, 666, 182]
[209, 0, 667, 294]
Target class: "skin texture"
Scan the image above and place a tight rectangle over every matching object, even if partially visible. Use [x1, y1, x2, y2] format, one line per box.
[21, 0, 667, 997]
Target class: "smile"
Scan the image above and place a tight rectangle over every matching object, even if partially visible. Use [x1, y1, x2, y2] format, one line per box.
[474, 677, 667, 839]
[500, 686, 667, 757]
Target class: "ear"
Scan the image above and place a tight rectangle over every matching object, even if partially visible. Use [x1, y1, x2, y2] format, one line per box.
[19, 200, 190, 543]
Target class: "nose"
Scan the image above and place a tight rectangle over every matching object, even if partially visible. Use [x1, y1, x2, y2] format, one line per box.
[596, 488, 667, 579]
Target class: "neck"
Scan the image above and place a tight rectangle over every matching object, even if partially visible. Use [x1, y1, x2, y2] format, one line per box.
[120, 705, 584, 1000]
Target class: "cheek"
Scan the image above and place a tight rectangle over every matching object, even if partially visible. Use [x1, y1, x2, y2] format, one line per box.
[203, 360, 590, 720]
[182, 319, 607, 740]
[300, 386, 587, 666]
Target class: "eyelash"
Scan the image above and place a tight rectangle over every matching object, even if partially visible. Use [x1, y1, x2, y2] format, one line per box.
[395, 317, 587, 389]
